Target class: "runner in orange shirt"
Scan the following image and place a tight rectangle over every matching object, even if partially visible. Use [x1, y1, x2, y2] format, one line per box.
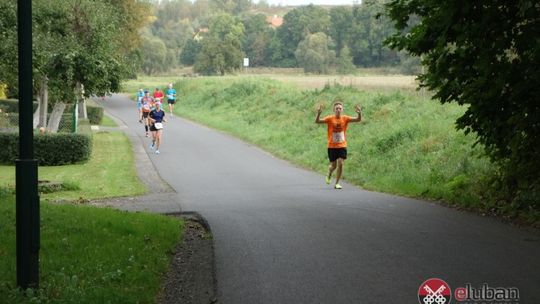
[315, 101, 362, 189]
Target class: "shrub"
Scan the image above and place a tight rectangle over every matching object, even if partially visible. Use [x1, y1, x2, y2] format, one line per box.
[0, 99, 38, 113]
[87, 106, 104, 125]
[0, 132, 92, 165]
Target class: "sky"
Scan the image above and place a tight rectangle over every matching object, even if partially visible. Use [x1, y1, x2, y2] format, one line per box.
[257, 0, 358, 6]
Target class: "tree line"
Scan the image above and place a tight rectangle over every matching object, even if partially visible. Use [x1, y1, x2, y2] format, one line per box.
[142, 0, 420, 75]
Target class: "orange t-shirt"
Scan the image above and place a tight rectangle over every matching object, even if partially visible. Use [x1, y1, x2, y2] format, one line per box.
[323, 115, 352, 148]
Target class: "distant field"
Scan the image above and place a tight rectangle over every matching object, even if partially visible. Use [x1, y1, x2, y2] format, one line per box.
[125, 69, 419, 94]
[253, 74, 418, 91]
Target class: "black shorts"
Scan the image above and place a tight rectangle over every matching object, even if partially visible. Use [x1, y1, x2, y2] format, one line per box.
[167, 99, 176, 104]
[328, 148, 347, 162]
[149, 124, 162, 132]
[142, 112, 150, 118]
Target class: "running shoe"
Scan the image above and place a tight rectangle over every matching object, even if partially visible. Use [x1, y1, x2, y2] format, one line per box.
[145, 132, 149, 137]
[325, 175, 331, 184]
[149, 143, 155, 150]
[155, 150, 160, 155]
[334, 184, 342, 189]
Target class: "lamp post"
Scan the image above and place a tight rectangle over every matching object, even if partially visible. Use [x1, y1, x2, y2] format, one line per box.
[16, 0, 40, 289]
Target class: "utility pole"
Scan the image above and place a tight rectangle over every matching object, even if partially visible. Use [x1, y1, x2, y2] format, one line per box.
[16, 0, 40, 289]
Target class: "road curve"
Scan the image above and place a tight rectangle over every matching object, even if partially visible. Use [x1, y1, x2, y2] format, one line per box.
[100, 95, 540, 304]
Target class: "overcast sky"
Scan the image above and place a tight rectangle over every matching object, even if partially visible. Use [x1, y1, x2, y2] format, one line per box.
[258, 0, 357, 6]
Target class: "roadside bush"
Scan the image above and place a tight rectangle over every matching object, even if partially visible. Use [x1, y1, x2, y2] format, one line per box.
[0, 132, 92, 165]
[87, 106, 104, 125]
[0, 99, 38, 113]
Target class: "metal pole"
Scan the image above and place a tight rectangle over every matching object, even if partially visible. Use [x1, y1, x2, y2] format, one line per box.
[16, 0, 40, 289]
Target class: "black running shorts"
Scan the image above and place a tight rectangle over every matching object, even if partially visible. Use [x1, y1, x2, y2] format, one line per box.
[328, 148, 347, 162]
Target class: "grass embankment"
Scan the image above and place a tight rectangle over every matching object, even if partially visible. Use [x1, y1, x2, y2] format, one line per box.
[0, 131, 183, 302]
[169, 77, 524, 220]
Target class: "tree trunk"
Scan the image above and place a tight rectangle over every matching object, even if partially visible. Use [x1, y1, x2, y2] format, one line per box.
[38, 77, 48, 128]
[33, 102, 40, 128]
[46, 102, 66, 133]
[76, 82, 87, 119]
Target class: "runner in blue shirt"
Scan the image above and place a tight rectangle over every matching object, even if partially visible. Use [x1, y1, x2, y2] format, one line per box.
[136, 88, 144, 122]
[166, 83, 177, 116]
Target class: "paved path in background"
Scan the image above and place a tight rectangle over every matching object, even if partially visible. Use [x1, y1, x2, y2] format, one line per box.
[98, 94, 540, 303]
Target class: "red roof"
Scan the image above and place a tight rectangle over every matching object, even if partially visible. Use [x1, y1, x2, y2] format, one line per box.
[266, 15, 283, 28]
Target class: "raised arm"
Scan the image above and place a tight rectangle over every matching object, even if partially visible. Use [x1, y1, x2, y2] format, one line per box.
[349, 104, 362, 122]
[315, 105, 325, 124]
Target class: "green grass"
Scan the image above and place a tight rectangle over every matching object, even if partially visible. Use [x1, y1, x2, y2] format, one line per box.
[0, 131, 145, 201]
[165, 77, 513, 217]
[100, 114, 117, 127]
[0, 190, 182, 303]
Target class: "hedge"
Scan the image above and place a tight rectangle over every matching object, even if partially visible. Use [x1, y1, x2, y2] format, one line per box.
[0, 99, 38, 113]
[0, 132, 92, 166]
[0, 100, 103, 125]
[87, 106, 104, 125]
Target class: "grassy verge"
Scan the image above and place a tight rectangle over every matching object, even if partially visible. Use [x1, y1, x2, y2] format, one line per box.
[166, 77, 538, 224]
[100, 115, 118, 127]
[0, 190, 182, 303]
[0, 130, 183, 302]
[0, 131, 145, 201]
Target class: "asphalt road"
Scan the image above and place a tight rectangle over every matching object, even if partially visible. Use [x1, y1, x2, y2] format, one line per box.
[100, 95, 540, 304]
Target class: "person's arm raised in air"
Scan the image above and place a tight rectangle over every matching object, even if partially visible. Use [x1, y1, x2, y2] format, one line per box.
[349, 104, 362, 122]
[315, 105, 325, 124]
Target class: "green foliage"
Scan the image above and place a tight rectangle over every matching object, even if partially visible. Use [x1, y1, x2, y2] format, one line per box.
[295, 32, 336, 74]
[336, 45, 356, 74]
[0, 133, 92, 166]
[241, 13, 274, 67]
[385, 0, 540, 212]
[276, 5, 331, 66]
[87, 105, 104, 125]
[180, 39, 202, 66]
[0, 99, 38, 113]
[140, 33, 169, 75]
[194, 14, 245, 75]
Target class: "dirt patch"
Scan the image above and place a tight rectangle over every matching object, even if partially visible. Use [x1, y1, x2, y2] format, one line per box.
[158, 212, 217, 304]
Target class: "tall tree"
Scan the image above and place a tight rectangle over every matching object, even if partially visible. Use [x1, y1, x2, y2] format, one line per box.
[386, 0, 540, 205]
[329, 6, 353, 58]
[242, 13, 273, 66]
[194, 14, 245, 75]
[275, 5, 331, 67]
[295, 32, 336, 74]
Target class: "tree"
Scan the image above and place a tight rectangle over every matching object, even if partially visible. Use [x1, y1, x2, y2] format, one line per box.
[194, 14, 244, 75]
[242, 14, 274, 66]
[140, 33, 169, 75]
[275, 5, 331, 67]
[336, 45, 355, 74]
[180, 39, 202, 66]
[329, 6, 353, 58]
[386, 0, 540, 205]
[210, 0, 252, 15]
[295, 32, 336, 74]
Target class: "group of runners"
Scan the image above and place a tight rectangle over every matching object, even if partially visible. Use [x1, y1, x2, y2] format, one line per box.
[136, 83, 177, 155]
[134, 83, 362, 189]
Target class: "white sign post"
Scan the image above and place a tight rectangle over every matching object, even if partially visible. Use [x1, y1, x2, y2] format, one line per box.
[243, 58, 249, 74]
